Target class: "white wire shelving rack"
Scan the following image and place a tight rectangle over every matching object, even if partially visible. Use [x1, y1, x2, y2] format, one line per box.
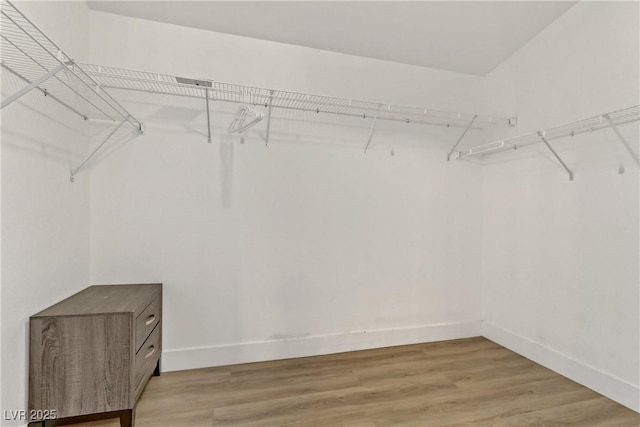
[454, 105, 640, 180]
[0, 0, 143, 181]
[79, 63, 516, 148]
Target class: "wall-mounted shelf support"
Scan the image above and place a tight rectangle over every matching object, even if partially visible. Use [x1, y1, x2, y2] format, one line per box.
[364, 104, 382, 153]
[265, 89, 274, 146]
[604, 113, 639, 166]
[205, 89, 212, 143]
[447, 114, 477, 161]
[70, 115, 131, 182]
[538, 131, 574, 181]
[1, 63, 65, 109]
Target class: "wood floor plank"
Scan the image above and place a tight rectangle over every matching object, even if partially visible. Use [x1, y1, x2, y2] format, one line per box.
[212, 378, 458, 427]
[354, 352, 535, 386]
[371, 379, 600, 426]
[71, 337, 639, 427]
[491, 396, 640, 427]
[281, 411, 375, 427]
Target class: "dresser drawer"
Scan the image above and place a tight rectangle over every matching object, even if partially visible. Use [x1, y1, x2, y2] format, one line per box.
[135, 296, 161, 352]
[134, 323, 161, 397]
[30, 283, 162, 426]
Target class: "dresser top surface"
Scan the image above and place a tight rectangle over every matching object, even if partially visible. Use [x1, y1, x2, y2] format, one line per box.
[32, 284, 162, 317]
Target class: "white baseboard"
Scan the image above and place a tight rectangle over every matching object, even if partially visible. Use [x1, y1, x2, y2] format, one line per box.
[483, 321, 640, 413]
[162, 321, 482, 372]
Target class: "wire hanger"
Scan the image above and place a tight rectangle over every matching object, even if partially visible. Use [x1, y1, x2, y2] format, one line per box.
[228, 90, 264, 134]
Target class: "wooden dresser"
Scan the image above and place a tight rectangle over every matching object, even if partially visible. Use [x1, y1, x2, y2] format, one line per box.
[28, 284, 162, 427]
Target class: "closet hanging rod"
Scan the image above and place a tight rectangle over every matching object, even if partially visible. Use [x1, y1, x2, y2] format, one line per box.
[456, 105, 640, 158]
[0, 0, 143, 131]
[79, 63, 516, 129]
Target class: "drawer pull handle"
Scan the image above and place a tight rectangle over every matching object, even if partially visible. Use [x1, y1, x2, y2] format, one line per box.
[145, 345, 156, 359]
[145, 315, 156, 326]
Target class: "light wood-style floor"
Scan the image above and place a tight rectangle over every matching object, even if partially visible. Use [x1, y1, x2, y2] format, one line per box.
[77, 337, 639, 426]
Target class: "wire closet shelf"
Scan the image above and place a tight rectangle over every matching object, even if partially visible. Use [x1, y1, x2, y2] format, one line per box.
[79, 63, 515, 130]
[456, 105, 640, 158]
[0, 0, 142, 131]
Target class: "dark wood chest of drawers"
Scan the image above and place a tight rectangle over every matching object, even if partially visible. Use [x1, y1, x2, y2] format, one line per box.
[28, 284, 162, 427]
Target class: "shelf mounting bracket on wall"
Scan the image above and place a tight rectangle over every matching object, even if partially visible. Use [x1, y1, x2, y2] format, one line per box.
[538, 131, 574, 181]
[205, 89, 212, 143]
[447, 115, 477, 161]
[364, 104, 382, 153]
[265, 89, 274, 146]
[603, 113, 639, 166]
[70, 115, 132, 182]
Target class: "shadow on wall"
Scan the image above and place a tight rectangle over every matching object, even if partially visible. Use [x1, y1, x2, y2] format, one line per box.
[220, 134, 234, 208]
[1, 74, 93, 176]
[1, 68, 148, 184]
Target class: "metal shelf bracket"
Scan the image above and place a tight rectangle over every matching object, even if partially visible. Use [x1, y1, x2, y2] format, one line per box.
[265, 89, 274, 146]
[205, 89, 212, 143]
[538, 131, 574, 181]
[364, 104, 382, 153]
[447, 115, 477, 161]
[603, 113, 639, 167]
[70, 115, 131, 182]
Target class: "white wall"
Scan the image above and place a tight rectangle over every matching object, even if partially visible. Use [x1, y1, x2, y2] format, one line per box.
[481, 1, 639, 411]
[0, 2, 92, 426]
[87, 11, 484, 113]
[3, 1, 638, 421]
[87, 11, 487, 371]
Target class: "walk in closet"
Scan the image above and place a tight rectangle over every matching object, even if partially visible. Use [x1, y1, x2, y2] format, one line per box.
[1, 1, 638, 426]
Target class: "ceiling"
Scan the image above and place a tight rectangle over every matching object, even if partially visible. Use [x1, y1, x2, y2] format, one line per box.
[86, 1, 576, 76]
